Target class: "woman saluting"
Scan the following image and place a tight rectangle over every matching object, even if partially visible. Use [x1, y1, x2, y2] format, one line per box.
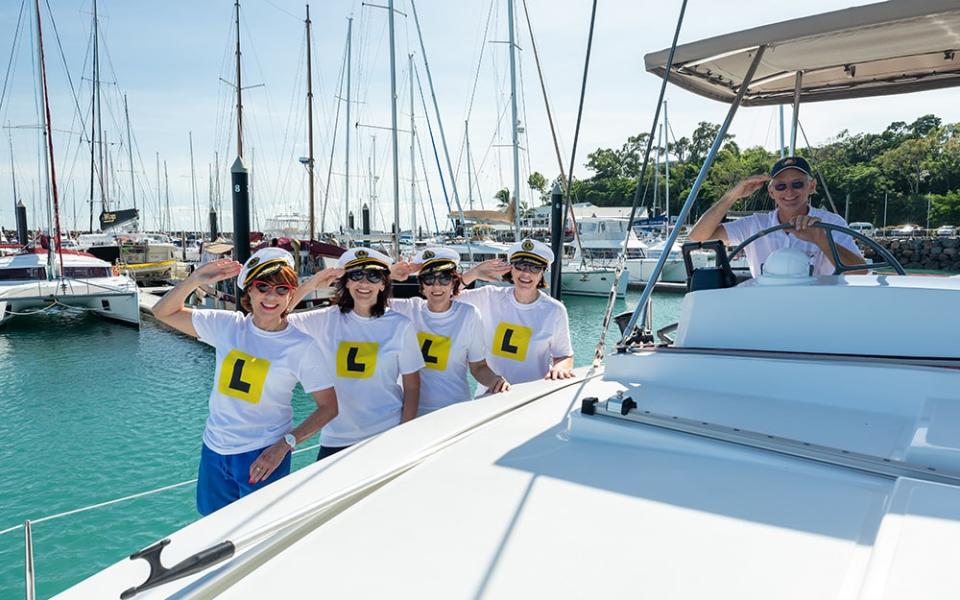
[389, 247, 510, 415]
[288, 247, 424, 459]
[457, 238, 575, 388]
[152, 248, 338, 515]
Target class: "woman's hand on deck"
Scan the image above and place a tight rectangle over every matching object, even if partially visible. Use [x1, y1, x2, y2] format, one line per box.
[488, 375, 511, 393]
[545, 364, 576, 380]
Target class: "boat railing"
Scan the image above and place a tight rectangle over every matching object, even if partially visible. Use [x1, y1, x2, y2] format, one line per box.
[1, 441, 324, 596]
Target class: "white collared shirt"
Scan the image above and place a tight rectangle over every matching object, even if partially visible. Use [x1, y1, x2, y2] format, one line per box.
[723, 206, 859, 277]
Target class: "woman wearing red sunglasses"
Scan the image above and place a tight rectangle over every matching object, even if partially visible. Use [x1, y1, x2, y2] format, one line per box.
[152, 248, 339, 515]
[288, 247, 424, 460]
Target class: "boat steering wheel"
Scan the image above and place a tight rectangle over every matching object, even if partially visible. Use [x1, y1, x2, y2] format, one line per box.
[728, 221, 905, 275]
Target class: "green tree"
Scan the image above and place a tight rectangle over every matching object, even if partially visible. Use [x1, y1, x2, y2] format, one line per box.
[494, 188, 510, 208]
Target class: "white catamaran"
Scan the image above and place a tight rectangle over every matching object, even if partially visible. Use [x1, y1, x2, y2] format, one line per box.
[53, 1, 960, 598]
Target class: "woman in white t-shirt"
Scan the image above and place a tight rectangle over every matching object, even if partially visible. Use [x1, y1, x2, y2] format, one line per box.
[457, 238, 575, 387]
[152, 248, 339, 515]
[288, 247, 425, 460]
[390, 247, 510, 415]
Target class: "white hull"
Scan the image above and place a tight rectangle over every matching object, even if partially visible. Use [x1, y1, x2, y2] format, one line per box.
[58, 275, 960, 600]
[637, 257, 688, 282]
[558, 267, 629, 297]
[0, 277, 140, 327]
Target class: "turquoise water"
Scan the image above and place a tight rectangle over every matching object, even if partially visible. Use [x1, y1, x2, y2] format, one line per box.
[0, 291, 681, 598]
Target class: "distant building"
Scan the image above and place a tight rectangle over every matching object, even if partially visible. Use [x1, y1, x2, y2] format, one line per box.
[525, 203, 648, 228]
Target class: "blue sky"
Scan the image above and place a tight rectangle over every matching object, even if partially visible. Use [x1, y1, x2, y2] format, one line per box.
[2, 0, 959, 233]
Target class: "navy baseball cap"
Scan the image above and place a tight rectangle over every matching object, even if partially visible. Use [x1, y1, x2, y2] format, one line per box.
[770, 156, 812, 178]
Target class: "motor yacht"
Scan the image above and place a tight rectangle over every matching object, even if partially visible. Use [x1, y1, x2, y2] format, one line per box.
[0, 248, 139, 327]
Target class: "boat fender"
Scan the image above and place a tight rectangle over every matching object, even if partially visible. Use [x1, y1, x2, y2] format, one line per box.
[581, 397, 599, 415]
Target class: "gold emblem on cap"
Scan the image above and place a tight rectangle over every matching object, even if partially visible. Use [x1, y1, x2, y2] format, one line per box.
[423, 250, 435, 259]
[247, 257, 260, 267]
[784, 158, 795, 165]
[521, 240, 534, 251]
[355, 249, 368, 258]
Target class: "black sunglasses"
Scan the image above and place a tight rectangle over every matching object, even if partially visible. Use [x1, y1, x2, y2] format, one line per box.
[419, 272, 453, 286]
[511, 261, 546, 274]
[346, 269, 385, 284]
[771, 180, 807, 192]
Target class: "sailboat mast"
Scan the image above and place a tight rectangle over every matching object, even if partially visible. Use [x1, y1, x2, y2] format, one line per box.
[306, 4, 315, 240]
[189, 131, 198, 235]
[409, 53, 416, 241]
[8, 130, 18, 229]
[466, 121, 473, 210]
[387, 0, 400, 258]
[155, 151, 161, 230]
[86, 0, 97, 232]
[345, 17, 352, 231]
[163, 160, 170, 231]
[664, 100, 670, 228]
[235, 0, 244, 158]
[33, 0, 64, 275]
[507, 0, 522, 238]
[123, 94, 136, 216]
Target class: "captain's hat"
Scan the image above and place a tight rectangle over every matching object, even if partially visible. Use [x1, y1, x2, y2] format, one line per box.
[508, 238, 554, 266]
[414, 247, 460, 274]
[338, 247, 393, 271]
[237, 247, 296, 290]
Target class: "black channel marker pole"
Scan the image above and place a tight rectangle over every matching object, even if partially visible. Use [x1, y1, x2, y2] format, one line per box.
[231, 156, 251, 266]
[549, 180, 563, 298]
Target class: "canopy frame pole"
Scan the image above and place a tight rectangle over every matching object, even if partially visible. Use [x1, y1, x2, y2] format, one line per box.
[788, 71, 802, 156]
[618, 44, 767, 349]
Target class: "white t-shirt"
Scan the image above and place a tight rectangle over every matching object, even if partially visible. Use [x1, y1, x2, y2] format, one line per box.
[288, 307, 425, 446]
[192, 310, 334, 455]
[723, 206, 859, 278]
[390, 298, 486, 414]
[456, 285, 573, 387]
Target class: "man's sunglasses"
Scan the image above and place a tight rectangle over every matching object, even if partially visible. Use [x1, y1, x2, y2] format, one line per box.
[346, 269, 386, 284]
[419, 272, 453, 286]
[771, 180, 808, 192]
[511, 261, 546, 274]
[251, 280, 294, 296]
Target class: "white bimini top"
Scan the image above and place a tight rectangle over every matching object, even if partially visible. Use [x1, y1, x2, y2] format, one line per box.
[390, 297, 486, 414]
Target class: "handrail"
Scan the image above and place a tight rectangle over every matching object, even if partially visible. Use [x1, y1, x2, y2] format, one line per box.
[0, 442, 322, 538]
[617, 44, 768, 348]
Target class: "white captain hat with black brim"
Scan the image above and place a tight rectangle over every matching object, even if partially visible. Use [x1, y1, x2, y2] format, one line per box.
[237, 247, 296, 290]
[507, 238, 554, 265]
[339, 247, 393, 271]
[414, 247, 460, 273]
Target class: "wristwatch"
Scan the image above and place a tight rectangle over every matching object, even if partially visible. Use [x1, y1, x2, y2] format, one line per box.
[283, 433, 297, 449]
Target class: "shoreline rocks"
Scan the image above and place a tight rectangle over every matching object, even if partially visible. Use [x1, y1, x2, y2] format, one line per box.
[860, 236, 960, 272]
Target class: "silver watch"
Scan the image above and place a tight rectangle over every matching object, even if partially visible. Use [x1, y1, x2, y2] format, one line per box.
[283, 433, 297, 449]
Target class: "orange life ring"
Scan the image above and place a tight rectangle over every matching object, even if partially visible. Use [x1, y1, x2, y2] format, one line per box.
[111, 265, 121, 277]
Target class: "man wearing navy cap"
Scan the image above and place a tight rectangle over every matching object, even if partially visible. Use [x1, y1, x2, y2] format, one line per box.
[688, 156, 865, 277]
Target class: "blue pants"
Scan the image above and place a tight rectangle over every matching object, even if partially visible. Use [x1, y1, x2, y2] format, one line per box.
[197, 442, 292, 516]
